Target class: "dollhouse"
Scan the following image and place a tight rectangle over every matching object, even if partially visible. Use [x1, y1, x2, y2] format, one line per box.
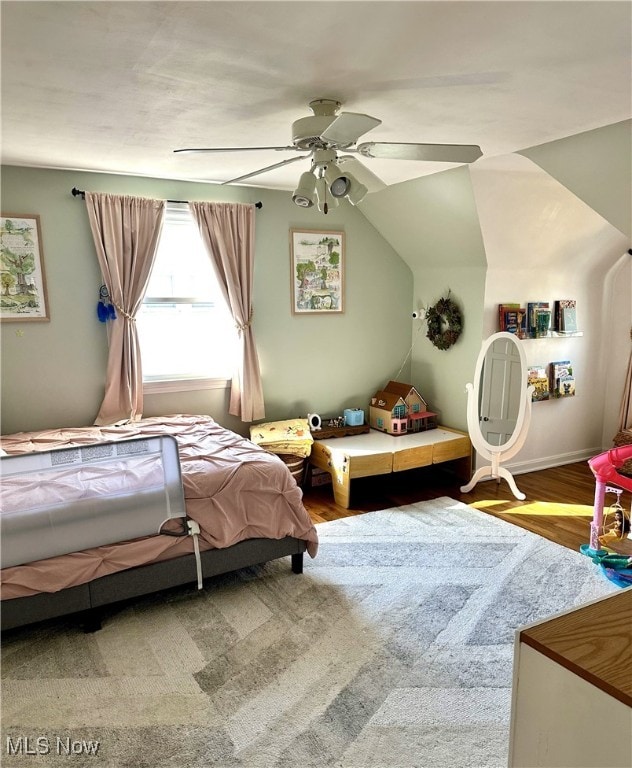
[369, 381, 437, 435]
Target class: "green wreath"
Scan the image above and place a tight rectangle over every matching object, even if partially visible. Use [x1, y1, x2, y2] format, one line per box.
[425, 294, 463, 351]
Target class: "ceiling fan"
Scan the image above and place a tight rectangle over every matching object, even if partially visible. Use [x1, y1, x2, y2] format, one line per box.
[174, 99, 483, 213]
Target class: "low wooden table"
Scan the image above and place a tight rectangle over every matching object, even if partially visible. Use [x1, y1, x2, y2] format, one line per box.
[309, 426, 471, 508]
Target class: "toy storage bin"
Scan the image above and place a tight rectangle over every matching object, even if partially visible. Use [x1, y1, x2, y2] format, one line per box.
[274, 453, 306, 485]
[248, 419, 312, 486]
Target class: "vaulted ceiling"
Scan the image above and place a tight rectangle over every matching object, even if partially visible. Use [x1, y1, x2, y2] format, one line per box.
[1, 1, 630, 191]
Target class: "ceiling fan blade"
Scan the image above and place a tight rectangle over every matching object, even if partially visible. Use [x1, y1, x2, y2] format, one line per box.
[320, 113, 382, 146]
[174, 145, 301, 154]
[173, 147, 300, 154]
[336, 155, 386, 193]
[221, 154, 308, 185]
[357, 142, 483, 164]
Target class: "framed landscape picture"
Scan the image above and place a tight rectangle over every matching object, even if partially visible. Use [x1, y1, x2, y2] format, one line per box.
[290, 229, 344, 314]
[0, 213, 50, 321]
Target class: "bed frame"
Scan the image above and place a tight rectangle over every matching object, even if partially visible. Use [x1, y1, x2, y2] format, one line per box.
[1, 536, 305, 632]
[1, 415, 315, 633]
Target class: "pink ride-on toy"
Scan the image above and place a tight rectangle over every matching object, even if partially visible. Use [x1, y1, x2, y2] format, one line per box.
[581, 446, 632, 571]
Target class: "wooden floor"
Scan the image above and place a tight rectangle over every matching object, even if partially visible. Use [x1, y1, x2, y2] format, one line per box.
[302, 460, 603, 553]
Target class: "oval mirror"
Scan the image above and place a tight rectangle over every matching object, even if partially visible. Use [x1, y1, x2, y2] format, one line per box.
[477, 334, 524, 448]
[461, 332, 534, 500]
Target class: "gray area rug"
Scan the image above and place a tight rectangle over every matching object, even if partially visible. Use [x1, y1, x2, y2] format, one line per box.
[1, 497, 616, 768]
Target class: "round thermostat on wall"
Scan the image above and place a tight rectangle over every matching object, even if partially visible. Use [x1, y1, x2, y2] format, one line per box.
[307, 413, 322, 431]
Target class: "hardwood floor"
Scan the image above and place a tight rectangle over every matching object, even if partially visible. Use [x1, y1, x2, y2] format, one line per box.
[302, 460, 603, 552]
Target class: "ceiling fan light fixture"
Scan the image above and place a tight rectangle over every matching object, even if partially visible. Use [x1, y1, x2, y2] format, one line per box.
[330, 175, 351, 198]
[347, 179, 368, 206]
[292, 171, 317, 208]
[324, 163, 351, 198]
[176, 99, 484, 199]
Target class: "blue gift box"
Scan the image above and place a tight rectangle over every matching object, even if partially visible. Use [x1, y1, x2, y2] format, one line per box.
[344, 408, 365, 426]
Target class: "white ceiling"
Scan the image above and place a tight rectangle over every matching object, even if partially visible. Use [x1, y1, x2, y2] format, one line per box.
[1, 1, 630, 192]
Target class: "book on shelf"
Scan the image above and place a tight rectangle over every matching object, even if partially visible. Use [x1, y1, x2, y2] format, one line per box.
[561, 306, 577, 332]
[498, 303, 527, 337]
[527, 365, 550, 401]
[549, 360, 575, 398]
[554, 299, 577, 333]
[504, 309, 520, 334]
[498, 303, 520, 331]
[527, 301, 550, 337]
[535, 308, 551, 337]
[517, 309, 528, 338]
[558, 376, 576, 397]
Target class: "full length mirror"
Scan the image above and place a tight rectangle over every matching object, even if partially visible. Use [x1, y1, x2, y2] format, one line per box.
[477, 335, 523, 447]
[461, 332, 534, 500]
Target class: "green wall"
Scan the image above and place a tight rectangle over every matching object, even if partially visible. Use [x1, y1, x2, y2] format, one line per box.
[357, 121, 630, 438]
[3, 122, 626, 443]
[0, 166, 412, 435]
[359, 166, 487, 431]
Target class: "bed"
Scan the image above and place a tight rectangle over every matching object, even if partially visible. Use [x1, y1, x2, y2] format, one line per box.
[0, 414, 318, 632]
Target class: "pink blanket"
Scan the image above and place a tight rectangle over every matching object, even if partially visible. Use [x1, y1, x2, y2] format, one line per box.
[0, 414, 318, 599]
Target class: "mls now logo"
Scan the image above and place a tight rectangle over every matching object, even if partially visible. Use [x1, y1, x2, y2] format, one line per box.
[6, 736, 100, 756]
[6, 737, 50, 755]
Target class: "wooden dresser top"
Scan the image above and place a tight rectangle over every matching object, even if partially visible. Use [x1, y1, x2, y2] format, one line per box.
[520, 587, 632, 707]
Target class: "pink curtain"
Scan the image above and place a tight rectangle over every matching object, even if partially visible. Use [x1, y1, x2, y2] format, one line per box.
[189, 201, 265, 421]
[86, 192, 165, 425]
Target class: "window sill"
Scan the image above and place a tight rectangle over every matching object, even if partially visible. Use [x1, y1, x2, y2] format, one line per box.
[143, 377, 230, 395]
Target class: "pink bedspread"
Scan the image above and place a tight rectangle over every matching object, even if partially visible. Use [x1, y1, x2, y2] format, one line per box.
[0, 414, 318, 599]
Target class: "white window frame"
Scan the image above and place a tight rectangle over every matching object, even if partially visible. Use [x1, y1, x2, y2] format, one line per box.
[138, 203, 236, 394]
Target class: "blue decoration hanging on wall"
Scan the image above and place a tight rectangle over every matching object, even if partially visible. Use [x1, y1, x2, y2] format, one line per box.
[97, 285, 116, 322]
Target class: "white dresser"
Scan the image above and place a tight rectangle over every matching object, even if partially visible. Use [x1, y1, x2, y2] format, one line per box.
[509, 586, 632, 767]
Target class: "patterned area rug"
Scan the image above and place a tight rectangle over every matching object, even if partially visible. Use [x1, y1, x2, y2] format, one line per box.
[1, 497, 615, 768]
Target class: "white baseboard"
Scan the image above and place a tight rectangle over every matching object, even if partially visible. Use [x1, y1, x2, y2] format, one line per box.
[505, 447, 603, 476]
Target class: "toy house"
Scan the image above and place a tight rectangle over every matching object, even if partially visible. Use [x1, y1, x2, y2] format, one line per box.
[369, 381, 437, 435]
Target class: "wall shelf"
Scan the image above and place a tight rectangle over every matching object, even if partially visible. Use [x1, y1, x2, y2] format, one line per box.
[521, 331, 584, 339]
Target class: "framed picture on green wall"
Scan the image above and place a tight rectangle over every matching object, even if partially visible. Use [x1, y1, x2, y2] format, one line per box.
[290, 228, 344, 314]
[0, 213, 50, 321]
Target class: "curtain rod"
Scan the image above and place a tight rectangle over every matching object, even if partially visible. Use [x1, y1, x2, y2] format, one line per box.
[71, 187, 262, 209]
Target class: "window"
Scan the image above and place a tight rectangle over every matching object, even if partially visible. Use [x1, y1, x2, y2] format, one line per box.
[137, 204, 238, 392]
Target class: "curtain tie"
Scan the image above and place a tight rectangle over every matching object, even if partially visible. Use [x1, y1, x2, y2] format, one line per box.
[235, 308, 253, 333]
[112, 302, 136, 322]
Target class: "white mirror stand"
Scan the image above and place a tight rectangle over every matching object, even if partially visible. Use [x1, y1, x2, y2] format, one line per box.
[460, 332, 535, 500]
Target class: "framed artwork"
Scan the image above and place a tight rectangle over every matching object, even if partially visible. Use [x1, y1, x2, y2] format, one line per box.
[0, 213, 50, 321]
[290, 229, 344, 314]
